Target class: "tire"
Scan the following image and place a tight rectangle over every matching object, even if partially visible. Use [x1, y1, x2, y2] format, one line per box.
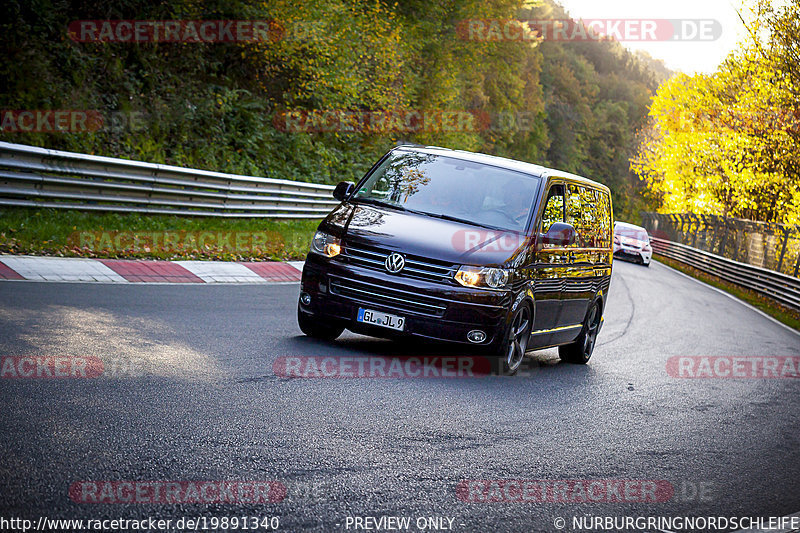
[297, 305, 344, 341]
[496, 304, 532, 376]
[558, 302, 601, 364]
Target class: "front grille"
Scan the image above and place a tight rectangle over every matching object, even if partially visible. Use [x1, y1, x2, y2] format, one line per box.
[343, 243, 457, 283]
[329, 277, 448, 317]
[619, 242, 642, 251]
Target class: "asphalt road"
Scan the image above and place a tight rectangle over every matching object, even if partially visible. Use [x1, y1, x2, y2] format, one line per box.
[1, 260, 799, 532]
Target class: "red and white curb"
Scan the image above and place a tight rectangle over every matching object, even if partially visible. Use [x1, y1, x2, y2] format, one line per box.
[0, 255, 304, 284]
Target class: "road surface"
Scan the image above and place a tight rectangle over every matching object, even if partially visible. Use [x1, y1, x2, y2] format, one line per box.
[1, 260, 798, 532]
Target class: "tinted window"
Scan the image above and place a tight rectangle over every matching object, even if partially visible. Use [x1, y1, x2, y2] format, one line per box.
[596, 192, 612, 247]
[540, 184, 564, 233]
[567, 184, 611, 248]
[355, 151, 540, 232]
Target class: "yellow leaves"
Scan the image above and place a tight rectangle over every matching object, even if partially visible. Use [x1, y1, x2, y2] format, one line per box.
[634, 31, 800, 223]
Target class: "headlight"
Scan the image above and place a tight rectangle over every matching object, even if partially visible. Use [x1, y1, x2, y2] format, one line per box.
[311, 231, 341, 258]
[454, 266, 510, 289]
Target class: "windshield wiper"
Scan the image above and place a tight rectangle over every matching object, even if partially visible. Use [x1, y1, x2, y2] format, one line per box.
[353, 197, 506, 231]
[419, 212, 504, 231]
[353, 197, 431, 216]
[352, 197, 407, 211]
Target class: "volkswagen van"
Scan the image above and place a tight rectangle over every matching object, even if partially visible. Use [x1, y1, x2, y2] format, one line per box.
[297, 146, 613, 374]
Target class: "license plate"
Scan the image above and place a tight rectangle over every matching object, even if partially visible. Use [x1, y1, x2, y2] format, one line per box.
[357, 308, 405, 331]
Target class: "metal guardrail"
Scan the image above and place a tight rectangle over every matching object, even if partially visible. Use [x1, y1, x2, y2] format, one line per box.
[641, 211, 800, 278]
[651, 237, 800, 311]
[0, 141, 337, 218]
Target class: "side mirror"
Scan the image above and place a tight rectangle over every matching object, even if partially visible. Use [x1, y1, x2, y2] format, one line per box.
[333, 181, 355, 202]
[540, 222, 577, 247]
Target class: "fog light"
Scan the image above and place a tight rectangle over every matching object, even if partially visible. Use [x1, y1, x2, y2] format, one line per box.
[300, 293, 311, 306]
[467, 330, 487, 343]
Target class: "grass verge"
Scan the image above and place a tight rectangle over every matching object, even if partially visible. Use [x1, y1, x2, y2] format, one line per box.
[0, 207, 320, 261]
[655, 254, 800, 332]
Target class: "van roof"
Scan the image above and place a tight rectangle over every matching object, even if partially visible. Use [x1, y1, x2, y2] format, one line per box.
[395, 145, 611, 193]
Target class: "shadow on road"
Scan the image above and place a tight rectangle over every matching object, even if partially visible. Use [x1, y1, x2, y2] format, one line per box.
[280, 334, 592, 378]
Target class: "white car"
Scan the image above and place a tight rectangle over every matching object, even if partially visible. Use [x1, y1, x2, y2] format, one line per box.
[613, 222, 652, 266]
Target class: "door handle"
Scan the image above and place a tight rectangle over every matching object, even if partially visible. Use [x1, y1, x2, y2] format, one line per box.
[569, 253, 575, 264]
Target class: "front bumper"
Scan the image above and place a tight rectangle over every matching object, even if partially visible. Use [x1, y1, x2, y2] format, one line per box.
[613, 245, 652, 264]
[299, 253, 512, 346]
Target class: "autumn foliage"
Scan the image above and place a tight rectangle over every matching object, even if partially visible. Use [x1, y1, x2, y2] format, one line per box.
[632, 1, 800, 225]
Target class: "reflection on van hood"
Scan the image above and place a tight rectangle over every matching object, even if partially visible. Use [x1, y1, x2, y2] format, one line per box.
[334, 204, 528, 266]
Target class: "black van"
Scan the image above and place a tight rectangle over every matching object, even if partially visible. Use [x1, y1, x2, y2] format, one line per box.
[297, 146, 613, 374]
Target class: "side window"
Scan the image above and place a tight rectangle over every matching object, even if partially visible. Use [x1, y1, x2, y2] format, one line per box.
[567, 184, 611, 248]
[568, 184, 604, 247]
[596, 192, 611, 248]
[540, 184, 564, 233]
[566, 184, 587, 247]
[566, 184, 582, 246]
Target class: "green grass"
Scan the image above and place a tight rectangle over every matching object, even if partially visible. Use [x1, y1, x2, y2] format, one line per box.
[0, 207, 320, 261]
[655, 254, 800, 332]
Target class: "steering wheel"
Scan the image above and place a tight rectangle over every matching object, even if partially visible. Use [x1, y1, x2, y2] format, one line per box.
[483, 208, 520, 227]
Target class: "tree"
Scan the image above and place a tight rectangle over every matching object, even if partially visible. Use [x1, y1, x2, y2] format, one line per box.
[632, 0, 800, 224]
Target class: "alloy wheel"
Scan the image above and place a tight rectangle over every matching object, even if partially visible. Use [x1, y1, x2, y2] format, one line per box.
[505, 306, 531, 373]
[582, 304, 601, 358]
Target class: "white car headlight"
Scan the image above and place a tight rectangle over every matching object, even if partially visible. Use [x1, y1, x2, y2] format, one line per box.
[311, 231, 341, 258]
[454, 266, 510, 289]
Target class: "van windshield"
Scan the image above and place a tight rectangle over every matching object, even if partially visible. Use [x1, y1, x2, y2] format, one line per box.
[353, 151, 541, 232]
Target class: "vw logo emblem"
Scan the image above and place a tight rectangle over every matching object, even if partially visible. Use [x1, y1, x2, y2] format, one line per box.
[385, 252, 405, 273]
